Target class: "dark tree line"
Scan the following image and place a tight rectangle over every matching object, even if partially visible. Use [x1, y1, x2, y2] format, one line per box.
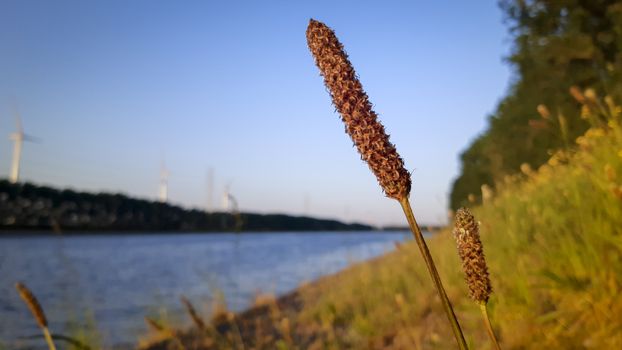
[450, 0, 622, 209]
[0, 180, 371, 233]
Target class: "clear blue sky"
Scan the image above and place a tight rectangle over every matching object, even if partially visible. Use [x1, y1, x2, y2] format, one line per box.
[0, 1, 510, 227]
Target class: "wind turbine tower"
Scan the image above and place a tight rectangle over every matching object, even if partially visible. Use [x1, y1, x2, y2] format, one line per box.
[8, 111, 36, 184]
[158, 162, 169, 203]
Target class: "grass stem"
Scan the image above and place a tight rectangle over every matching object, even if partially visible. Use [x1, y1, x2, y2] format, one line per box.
[42, 327, 57, 350]
[399, 197, 468, 350]
[480, 302, 501, 350]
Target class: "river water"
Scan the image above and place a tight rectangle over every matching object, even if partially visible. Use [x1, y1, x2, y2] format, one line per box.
[0, 231, 411, 348]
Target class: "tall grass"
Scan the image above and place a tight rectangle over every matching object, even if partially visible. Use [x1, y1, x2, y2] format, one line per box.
[305, 18, 467, 348]
[479, 90, 622, 348]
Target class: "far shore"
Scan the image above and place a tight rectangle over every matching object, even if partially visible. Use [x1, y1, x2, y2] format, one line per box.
[0, 228, 422, 236]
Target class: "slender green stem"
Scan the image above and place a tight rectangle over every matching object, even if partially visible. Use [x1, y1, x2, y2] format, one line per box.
[480, 302, 501, 350]
[399, 197, 468, 350]
[42, 327, 57, 350]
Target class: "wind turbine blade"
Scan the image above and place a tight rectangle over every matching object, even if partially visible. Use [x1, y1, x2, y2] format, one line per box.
[8, 98, 25, 134]
[22, 134, 41, 143]
[14, 110, 23, 134]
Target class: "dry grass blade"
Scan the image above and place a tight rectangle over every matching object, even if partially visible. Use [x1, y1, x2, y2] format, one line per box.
[180, 295, 207, 331]
[144, 317, 187, 350]
[144, 316, 166, 333]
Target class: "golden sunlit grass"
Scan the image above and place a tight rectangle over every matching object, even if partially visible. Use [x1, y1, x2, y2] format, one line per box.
[478, 90, 622, 348]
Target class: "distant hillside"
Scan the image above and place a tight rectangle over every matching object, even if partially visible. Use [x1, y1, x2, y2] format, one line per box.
[0, 180, 372, 233]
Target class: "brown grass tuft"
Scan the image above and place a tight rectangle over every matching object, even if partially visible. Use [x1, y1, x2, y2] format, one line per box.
[453, 208, 492, 303]
[306, 19, 411, 200]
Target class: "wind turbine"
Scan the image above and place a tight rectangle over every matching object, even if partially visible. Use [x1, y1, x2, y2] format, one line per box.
[227, 193, 239, 215]
[8, 110, 37, 184]
[224, 186, 243, 232]
[158, 161, 169, 203]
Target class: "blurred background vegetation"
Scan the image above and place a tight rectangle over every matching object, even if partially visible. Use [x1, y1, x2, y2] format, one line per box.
[451, 0, 622, 209]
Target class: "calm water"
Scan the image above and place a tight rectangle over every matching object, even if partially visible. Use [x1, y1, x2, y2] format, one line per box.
[0, 231, 411, 348]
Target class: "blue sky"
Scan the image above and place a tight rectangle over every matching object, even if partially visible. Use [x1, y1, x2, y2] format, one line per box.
[0, 1, 510, 227]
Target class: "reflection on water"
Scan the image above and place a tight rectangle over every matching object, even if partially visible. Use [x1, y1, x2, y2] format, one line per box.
[0, 231, 410, 347]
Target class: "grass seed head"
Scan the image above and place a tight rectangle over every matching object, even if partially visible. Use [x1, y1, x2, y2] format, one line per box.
[570, 86, 586, 104]
[15, 282, 48, 329]
[306, 19, 411, 200]
[453, 208, 492, 303]
[537, 104, 551, 120]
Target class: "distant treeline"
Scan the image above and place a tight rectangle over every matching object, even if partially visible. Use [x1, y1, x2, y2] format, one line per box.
[0, 180, 372, 233]
[451, 0, 622, 209]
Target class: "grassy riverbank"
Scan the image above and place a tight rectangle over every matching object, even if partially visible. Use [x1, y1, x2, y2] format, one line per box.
[141, 95, 622, 349]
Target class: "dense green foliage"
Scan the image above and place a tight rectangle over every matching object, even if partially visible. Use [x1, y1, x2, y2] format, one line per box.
[451, 0, 622, 209]
[0, 180, 371, 232]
